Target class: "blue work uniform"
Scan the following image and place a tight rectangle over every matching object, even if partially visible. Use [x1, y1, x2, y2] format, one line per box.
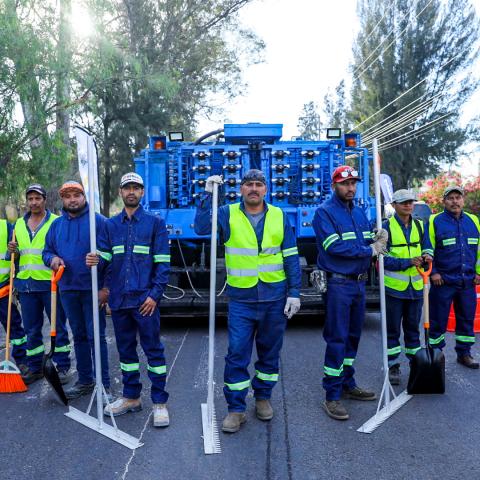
[312, 192, 374, 401]
[428, 210, 480, 356]
[0, 221, 27, 366]
[97, 205, 170, 404]
[43, 204, 110, 388]
[383, 214, 433, 366]
[14, 211, 70, 373]
[195, 195, 301, 412]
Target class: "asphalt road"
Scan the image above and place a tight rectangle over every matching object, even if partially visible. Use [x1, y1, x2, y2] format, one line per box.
[1, 313, 479, 480]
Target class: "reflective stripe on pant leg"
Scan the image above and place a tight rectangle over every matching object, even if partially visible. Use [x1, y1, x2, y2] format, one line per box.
[428, 284, 453, 349]
[386, 295, 403, 365]
[452, 286, 477, 356]
[135, 308, 169, 404]
[224, 300, 256, 411]
[111, 309, 142, 400]
[322, 280, 354, 401]
[343, 280, 366, 390]
[252, 300, 286, 399]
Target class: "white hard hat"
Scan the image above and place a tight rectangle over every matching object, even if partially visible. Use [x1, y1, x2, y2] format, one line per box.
[120, 172, 144, 188]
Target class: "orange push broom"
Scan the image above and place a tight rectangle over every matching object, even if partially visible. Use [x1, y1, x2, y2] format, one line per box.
[0, 231, 27, 393]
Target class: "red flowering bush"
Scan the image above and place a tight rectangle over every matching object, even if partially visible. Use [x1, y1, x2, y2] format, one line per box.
[419, 172, 479, 215]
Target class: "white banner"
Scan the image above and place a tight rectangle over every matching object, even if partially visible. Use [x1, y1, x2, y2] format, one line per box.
[74, 126, 100, 213]
[379, 173, 394, 204]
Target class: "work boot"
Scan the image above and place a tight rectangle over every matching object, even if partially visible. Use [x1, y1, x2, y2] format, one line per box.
[323, 400, 349, 421]
[343, 386, 377, 401]
[18, 364, 29, 377]
[65, 382, 95, 400]
[255, 399, 274, 421]
[57, 369, 73, 385]
[104, 397, 142, 417]
[222, 412, 246, 433]
[152, 404, 170, 427]
[388, 364, 401, 385]
[21, 367, 44, 385]
[457, 355, 479, 369]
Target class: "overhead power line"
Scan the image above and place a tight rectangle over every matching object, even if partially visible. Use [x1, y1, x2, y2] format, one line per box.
[349, 54, 459, 132]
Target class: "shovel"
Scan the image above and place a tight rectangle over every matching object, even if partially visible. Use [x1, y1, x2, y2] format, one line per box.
[407, 262, 445, 394]
[42, 265, 68, 405]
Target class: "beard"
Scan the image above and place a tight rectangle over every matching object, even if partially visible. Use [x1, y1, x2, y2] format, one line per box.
[64, 204, 84, 214]
[124, 197, 141, 208]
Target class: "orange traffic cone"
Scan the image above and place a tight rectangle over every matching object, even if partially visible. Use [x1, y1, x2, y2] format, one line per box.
[446, 285, 480, 333]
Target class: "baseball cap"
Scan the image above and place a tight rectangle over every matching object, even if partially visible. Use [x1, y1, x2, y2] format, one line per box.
[26, 184, 47, 198]
[59, 181, 85, 197]
[392, 189, 416, 203]
[240, 169, 266, 185]
[443, 185, 464, 198]
[332, 165, 362, 183]
[120, 172, 144, 188]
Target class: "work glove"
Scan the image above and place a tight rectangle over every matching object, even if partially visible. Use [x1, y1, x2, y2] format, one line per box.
[373, 227, 389, 243]
[205, 175, 223, 193]
[284, 297, 301, 319]
[370, 238, 388, 257]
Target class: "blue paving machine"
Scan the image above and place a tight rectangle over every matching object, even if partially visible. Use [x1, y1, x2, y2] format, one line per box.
[134, 123, 377, 316]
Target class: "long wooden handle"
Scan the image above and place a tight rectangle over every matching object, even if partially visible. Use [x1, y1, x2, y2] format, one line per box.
[5, 230, 16, 362]
[416, 263, 432, 329]
[50, 265, 64, 336]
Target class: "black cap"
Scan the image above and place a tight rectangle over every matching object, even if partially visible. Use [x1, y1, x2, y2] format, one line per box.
[26, 184, 47, 198]
[240, 169, 266, 185]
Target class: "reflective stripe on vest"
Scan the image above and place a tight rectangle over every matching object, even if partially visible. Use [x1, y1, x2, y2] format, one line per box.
[384, 216, 423, 292]
[0, 220, 9, 283]
[15, 214, 57, 281]
[224, 203, 286, 288]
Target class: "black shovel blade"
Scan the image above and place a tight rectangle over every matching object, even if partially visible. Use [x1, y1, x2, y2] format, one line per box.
[42, 355, 68, 406]
[407, 346, 445, 395]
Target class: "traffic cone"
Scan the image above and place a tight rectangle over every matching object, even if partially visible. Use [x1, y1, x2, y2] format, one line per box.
[446, 285, 480, 333]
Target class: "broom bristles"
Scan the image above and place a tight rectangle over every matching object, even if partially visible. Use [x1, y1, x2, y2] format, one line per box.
[0, 371, 28, 393]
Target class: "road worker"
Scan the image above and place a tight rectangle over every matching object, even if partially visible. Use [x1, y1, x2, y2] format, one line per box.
[88, 172, 171, 427]
[196, 169, 301, 434]
[0, 218, 27, 371]
[383, 189, 433, 385]
[43, 181, 111, 401]
[8, 184, 71, 384]
[428, 185, 480, 369]
[312, 165, 387, 421]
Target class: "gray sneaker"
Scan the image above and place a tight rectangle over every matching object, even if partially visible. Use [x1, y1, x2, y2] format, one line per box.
[65, 382, 95, 400]
[255, 399, 273, 421]
[103, 397, 142, 417]
[323, 400, 349, 421]
[152, 404, 170, 427]
[102, 388, 115, 406]
[222, 412, 246, 433]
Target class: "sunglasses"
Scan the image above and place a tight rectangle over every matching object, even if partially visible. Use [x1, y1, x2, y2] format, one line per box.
[338, 169, 359, 178]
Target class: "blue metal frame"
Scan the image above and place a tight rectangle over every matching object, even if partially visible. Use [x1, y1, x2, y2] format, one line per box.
[134, 123, 374, 239]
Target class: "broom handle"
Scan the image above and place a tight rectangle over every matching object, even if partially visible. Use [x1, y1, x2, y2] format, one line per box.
[5, 230, 16, 362]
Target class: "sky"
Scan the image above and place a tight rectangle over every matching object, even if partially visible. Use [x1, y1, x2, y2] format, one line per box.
[197, 0, 480, 177]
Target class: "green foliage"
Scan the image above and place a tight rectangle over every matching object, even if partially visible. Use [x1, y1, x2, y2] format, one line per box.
[297, 101, 321, 140]
[350, 0, 480, 189]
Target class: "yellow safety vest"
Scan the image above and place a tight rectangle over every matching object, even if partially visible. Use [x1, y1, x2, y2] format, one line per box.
[384, 216, 423, 291]
[15, 214, 57, 281]
[225, 203, 286, 288]
[0, 220, 10, 284]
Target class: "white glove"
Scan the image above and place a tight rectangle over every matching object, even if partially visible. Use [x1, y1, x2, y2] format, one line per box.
[205, 175, 223, 193]
[370, 239, 388, 256]
[284, 297, 301, 319]
[373, 227, 389, 243]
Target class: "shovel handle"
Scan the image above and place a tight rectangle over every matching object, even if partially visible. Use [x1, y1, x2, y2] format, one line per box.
[416, 263, 432, 329]
[50, 266, 64, 336]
